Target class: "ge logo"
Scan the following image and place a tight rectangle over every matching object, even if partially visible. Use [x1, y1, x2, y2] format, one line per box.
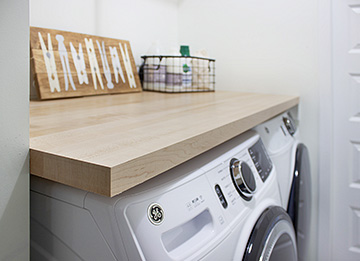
[148, 203, 164, 225]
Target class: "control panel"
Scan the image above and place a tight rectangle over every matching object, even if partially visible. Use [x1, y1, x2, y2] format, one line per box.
[206, 135, 273, 215]
[248, 139, 272, 182]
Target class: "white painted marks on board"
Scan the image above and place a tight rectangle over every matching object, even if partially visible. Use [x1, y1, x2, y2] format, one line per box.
[37, 32, 136, 92]
[38, 32, 61, 93]
[56, 34, 76, 91]
[70, 42, 89, 85]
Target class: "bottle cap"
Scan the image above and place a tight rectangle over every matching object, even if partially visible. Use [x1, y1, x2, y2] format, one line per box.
[180, 45, 190, 56]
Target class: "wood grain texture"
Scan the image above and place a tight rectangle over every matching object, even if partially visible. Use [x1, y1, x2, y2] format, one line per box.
[30, 27, 141, 100]
[30, 91, 299, 197]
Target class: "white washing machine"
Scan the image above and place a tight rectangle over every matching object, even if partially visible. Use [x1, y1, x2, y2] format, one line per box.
[255, 111, 311, 261]
[31, 131, 298, 260]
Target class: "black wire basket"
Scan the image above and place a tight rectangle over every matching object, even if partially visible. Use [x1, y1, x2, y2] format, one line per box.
[140, 55, 215, 93]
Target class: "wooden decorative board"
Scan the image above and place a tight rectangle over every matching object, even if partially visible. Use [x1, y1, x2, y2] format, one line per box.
[30, 27, 141, 100]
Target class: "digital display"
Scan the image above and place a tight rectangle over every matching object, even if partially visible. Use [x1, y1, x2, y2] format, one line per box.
[248, 139, 272, 182]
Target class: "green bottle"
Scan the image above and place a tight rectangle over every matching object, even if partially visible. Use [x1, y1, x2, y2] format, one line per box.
[180, 45, 192, 88]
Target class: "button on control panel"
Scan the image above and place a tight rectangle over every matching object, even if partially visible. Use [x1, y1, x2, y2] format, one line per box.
[215, 184, 228, 209]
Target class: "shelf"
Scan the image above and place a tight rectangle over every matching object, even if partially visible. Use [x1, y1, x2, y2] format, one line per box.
[30, 91, 299, 197]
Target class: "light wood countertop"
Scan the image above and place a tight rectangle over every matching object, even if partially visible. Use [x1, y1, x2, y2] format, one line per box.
[30, 91, 299, 197]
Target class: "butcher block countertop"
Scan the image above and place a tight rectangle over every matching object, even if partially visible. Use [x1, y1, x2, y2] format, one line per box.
[30, 91, 299, 197]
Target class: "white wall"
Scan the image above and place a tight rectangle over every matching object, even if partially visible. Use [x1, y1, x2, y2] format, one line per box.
[178, 1, 319, 260]
[0, 0, 29, 260]
[30, 0, 179, 66]
[30, 0, 97, 35]
[317, 0, 332, 259]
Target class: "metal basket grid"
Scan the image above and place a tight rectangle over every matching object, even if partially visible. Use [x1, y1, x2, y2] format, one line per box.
[140, 55, 215, 93]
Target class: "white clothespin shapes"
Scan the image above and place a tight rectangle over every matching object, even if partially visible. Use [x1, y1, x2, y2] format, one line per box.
[56, 34, 76, 91]
[38, 32, 61, 93]
[109, 46, 125, 84]
[85, 38, 104, 90]
[70, 42, 89, 85]
[119, 43, 136, 88]
[97, 40, 114, 89]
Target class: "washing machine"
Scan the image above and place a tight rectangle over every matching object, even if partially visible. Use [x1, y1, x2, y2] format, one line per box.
[30, 130, 298, 260]
[255, 111, 311, 261]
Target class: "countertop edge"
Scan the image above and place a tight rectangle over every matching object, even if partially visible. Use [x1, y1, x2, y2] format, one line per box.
[29, 93, 299, 197]
[30, 148, 112, 196]
[109, 96, 299, 197]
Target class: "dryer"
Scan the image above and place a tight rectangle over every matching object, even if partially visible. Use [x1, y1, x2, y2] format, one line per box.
[31, 131, 298, 260]
[255, 111, 311, 261]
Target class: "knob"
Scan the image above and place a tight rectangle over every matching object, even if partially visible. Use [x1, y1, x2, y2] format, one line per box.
[283, 116, 296, 136]
[230, 158, 256, 201]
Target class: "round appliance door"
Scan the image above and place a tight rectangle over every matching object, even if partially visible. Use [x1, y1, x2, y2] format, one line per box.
[287, 143, 311, 260]
[243, 206, 298, 261]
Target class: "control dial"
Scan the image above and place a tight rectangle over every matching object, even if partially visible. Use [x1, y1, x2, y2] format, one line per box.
[283, 116, 296, 136]
[230, 158, 256, 201]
